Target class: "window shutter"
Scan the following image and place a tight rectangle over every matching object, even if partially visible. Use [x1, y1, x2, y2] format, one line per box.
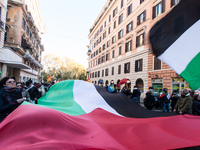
[130, 40, 132, 51]
[142, 33, 145, 45]
[135, 61, 137, 72]
[158, 59, 161, 69]
[136, 36, 139, 47]
[152, 6, 156, 19]
[140, 59, 143, 71]
[128, 62, 130, 73]
[131, 21, 133, 30]
[143, 10, 146, 21]
[125, 42, 128, 52]
[124, 64, 126, 73]
[171, 0, 175, 7]
[137, 15, 140, 25]
[162, 0, 165, 13]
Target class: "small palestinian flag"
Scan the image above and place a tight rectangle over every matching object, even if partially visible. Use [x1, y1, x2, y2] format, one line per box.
[149, 0, 200, 90]
[0, 80, 200, 149]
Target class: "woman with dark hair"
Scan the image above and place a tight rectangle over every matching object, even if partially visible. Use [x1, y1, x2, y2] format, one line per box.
[0, 77, 25, 122]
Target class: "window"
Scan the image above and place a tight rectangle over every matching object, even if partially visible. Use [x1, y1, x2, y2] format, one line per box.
[136, 33, 145, 47]
[137, 10, 146, 25]
[109, 14, 111, 22]
[96, 49, 98, 55]
[98, 71, 100, 77]
[135, 59, 143, 72]
[121, 0, 124, 8]
[99, 47, 101, 53]
[127, 3, 132, 16]
[118, 13, 123, 24]
[26, 26, 30, 35]
[112, 50, 115, 58]
[102, 56, 105, 63]
[99, 36, 102, 43]
[154, 57, 161, 70]
[140, 0, 144, 4]
[113, 20, 117, 29]
[102, 70, 104, 77]
[98, 57, 101, 64]
[125, 40, 132, 52]
[104, 21, 107, 27]
[105, 68, 109, 76]
[108, 27, 111, 34]
[103, 31, 106, 39]
[106, 53, 110, 61]
[124, 62, 130, 73]
[112, 67, 114, 75]
[100, 25, 103, 32]
[103, 44, 106, 50]
[22, 18, 26, 28]
[126, 21, 133, 33]
[118, 29, 123, 39]
[95, 72, 97, 77]
[112, 35, 116, 44]
[92, 72, 94, 78]
[171, 0, 180, 7]
[113, 7, 117, 18]
[118, 45, 122, 55]
[152, 0, 165, 19]
[118, 65, 121, 74]
[107, 40, 110, 47]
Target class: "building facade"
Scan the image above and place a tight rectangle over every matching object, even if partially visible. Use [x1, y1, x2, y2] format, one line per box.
[1, 0, 45, 83]
[87, 0, 185, 96]
[0, 0, 8, 70]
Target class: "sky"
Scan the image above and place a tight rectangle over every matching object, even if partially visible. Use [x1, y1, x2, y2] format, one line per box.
[37, 0, 107, 68]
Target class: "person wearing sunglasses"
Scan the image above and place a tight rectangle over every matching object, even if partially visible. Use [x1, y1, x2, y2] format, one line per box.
[0, 77, 25, 122]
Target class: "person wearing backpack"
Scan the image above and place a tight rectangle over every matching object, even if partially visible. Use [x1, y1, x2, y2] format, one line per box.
[159, 88, 170, 112]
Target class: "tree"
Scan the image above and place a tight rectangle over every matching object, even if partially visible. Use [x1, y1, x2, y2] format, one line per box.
[41, 54, 86, 81]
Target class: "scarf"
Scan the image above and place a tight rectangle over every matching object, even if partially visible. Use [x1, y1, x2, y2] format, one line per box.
[4, 87, 16, 93]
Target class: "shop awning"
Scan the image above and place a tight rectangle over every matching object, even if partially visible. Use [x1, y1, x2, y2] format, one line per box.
[4, 61, 31, 69]
[1, 47, 31, 70]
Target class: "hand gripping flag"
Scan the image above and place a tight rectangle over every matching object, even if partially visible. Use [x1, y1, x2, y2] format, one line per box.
[149, 0, 200, 90]
[1, 80, 200, 149]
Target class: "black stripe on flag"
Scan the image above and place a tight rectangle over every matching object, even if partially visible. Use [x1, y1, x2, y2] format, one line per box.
[149, 0, 200, 57]
[95, 85, 177, 118]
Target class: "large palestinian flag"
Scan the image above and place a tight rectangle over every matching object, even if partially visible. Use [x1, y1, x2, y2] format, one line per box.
[0, 80, 200, 149]
[149, 0, 200, 90]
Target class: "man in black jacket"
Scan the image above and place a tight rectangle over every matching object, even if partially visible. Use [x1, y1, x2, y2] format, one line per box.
[25, 81, 40, 104]
[132, 86, 141, 103]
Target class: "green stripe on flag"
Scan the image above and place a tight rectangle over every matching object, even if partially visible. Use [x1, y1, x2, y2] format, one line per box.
[22, 80, 86, 115]
[180, 52, 200, 90]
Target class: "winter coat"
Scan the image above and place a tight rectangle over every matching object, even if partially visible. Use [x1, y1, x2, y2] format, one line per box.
[132, 88, 141, 98]
[174, 94, 193, 114]
[144, 92, 155, 110]
[0, 87, 22, 122]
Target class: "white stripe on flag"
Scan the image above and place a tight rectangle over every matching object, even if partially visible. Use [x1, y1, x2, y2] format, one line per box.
[158, 19, 200, 74]
[73, 80, 121, 116]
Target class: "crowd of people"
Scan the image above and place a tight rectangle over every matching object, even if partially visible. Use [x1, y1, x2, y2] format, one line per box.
[143, 87, 200, 115]
[0, 76, 52, 122]
[112, 83, 200, 116]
